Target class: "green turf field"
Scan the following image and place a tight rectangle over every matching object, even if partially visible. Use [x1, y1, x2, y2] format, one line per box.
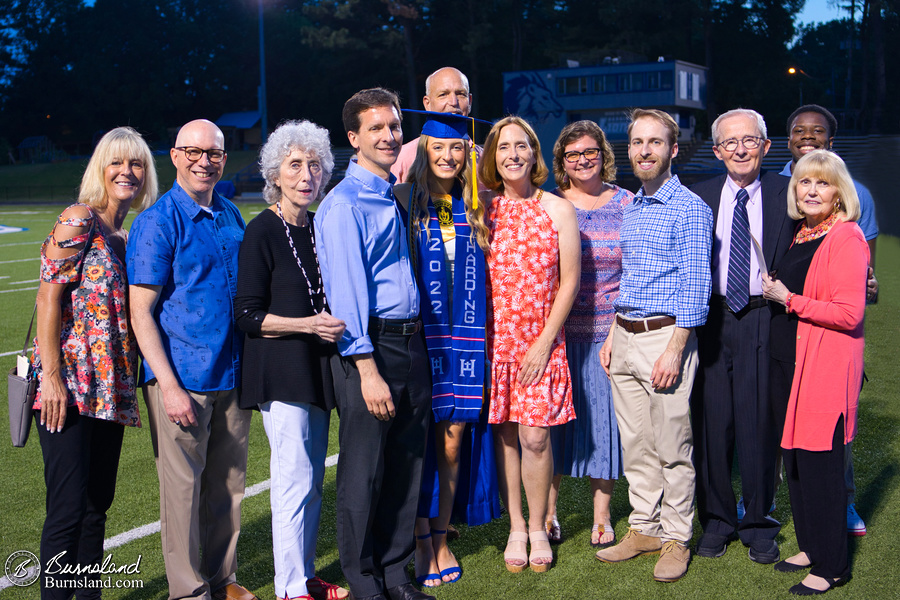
[1, 203, 897, 599]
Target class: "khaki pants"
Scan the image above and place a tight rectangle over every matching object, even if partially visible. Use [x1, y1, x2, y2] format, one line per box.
[144, 381, 251, 600]
[608, 322, 698, 543]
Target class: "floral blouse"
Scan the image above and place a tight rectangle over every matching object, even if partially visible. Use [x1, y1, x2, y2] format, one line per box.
[32, 204, 140, 426]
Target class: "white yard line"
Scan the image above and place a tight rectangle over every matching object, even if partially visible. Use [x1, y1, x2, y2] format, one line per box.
[6, 279, 40, 285]
[0, 241, 41, 248]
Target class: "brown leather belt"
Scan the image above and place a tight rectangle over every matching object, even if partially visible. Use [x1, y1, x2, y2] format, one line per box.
[369, 317, 422, 335]
[615, 314, 676, 334]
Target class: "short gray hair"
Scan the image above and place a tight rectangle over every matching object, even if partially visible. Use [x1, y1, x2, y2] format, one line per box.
[711, 108, 768, 145]
[424, 67, 469, 98]
[259, 120, 334, 204]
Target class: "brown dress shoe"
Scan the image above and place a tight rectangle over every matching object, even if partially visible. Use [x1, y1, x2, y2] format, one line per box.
[595, 528, 663, 563]
[213, 583, 260, 600]
[653, 541, 691, 582]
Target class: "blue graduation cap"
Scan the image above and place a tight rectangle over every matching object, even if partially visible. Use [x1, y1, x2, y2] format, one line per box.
[403, 110, 493, 208]
[403, 109, 492, 141]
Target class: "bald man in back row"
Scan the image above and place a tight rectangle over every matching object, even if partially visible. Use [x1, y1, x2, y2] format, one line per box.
[391, 66, 475, 183]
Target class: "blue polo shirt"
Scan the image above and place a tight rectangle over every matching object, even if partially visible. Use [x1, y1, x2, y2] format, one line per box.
[126, 182, 245, 391]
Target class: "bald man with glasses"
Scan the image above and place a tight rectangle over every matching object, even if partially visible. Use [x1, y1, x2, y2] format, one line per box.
[128, 120, 257, 600]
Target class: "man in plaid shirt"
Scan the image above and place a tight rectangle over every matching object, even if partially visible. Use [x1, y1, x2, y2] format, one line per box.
[596, 108, 712, 584]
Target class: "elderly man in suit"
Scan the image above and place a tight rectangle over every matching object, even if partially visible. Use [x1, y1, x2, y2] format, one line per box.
[689, 109, 796, 564]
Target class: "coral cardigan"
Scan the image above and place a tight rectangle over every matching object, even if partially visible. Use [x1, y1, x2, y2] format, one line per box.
[782, 218, 869, 451]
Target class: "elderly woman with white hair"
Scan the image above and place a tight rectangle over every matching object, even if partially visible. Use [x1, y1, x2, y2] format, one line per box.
[762, 149, 868, 595]
[235, 120, 348, 600]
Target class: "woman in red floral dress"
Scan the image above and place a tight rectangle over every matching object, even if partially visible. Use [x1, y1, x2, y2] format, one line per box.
[33, 127, 157, 598]
[479, 116, 580, 573]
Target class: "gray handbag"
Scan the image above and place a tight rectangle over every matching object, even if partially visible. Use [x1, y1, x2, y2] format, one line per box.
[7, 305, 37, 447]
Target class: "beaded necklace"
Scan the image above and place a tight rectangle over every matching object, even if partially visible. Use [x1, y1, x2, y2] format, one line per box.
[275, 202, 323, 313]
[795, 212, 839, 245]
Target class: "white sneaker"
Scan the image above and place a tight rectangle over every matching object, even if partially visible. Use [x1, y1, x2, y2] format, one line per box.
[847, 503, 867, 536]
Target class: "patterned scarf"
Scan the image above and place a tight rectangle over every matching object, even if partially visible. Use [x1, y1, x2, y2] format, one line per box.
[415, 186, 486, 422]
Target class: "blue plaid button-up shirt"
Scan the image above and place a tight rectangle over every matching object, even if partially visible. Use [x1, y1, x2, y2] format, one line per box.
[615, 175, 713, 328]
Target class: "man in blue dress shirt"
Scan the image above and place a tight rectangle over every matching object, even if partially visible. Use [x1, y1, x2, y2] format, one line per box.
[128, 120, 255, 600]
[596, 109, 713, 584]
[315, 88, 433, 600]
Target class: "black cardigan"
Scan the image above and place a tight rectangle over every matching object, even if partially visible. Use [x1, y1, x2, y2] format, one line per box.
[234, 208, 336, 410]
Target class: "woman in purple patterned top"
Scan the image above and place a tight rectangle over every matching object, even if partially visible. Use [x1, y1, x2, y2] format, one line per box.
[546, 121, 633, 549]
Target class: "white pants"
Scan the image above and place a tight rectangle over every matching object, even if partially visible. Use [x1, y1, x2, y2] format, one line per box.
[260, 401, 330, 598]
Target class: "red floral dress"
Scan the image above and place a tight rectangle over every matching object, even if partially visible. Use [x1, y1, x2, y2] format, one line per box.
[32, 205, 140, 427]
[486, 194, 574, 427]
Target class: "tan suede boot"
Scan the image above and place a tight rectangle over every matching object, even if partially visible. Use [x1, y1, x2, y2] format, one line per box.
[595, 528, 663, 563]
[653, 541, 691, 582]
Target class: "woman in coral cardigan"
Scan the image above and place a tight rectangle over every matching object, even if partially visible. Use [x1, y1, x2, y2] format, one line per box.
[762, 150, 869, 596]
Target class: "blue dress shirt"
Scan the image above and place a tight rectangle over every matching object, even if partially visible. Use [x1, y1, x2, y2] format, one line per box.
[315, 160, 420, 356]
[126, 182, 245, 391]
[780, 160, 878, 240]
[615, 175, 713, 328]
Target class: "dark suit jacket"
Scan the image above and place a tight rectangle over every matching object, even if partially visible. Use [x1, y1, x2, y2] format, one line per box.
[690, 170, 796, 280]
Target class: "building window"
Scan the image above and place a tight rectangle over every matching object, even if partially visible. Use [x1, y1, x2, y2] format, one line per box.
[558, 76, 589, 96]
[662, 71, 674, 90]
[593, 74, 617, 93]
[647, 71, 673, 90]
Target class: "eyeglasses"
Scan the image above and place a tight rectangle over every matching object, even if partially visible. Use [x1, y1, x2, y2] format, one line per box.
[563, 148, 601, 163]
[716, 136, 763, 152]
[175, 146, 226, 163]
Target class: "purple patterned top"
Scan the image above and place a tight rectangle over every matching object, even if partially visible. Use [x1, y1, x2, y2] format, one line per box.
[558, 185, 633, 344]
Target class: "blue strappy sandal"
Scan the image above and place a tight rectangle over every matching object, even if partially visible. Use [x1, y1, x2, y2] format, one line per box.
[432, 529, 462, 584]
[414, 532, 442, 588]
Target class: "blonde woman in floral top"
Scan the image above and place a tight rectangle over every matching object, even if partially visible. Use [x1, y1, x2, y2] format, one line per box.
[33, 127, 157, 598]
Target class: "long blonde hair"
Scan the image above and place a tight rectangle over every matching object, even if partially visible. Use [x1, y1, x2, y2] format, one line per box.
[406, 134, 490, 252]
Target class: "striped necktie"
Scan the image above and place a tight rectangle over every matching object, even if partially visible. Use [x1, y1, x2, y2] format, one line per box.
[726, 188, 751, 313]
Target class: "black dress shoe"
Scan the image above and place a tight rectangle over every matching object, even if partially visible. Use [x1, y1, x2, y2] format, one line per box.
[695, 532, 736, 558]
[748, 538, 780, 564]
[386, 583, 435, 600]
[789, 576, 850, 595]
[775, 559, 811, 573]
[349, 594, 388, 600]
